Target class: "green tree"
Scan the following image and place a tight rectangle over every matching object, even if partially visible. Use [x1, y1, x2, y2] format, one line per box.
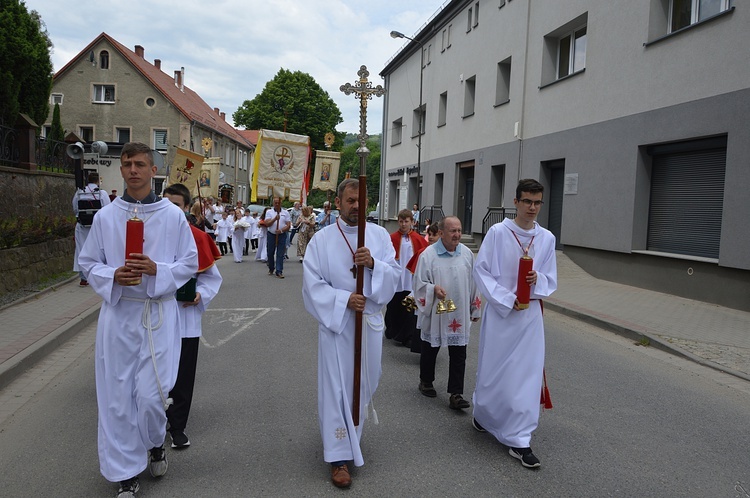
[0, 0, 53, 126]
[233, 69, 344, 152]
[48, 102, 63, 141]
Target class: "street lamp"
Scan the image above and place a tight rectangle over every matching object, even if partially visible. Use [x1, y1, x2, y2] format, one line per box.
[390, 30, 424, 226]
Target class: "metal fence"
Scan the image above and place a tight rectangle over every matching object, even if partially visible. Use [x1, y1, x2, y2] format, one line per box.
[482, 207, 517, 234]
[0, 121, 20, 168]
[0, 120, 74, 173]
[35, 136, 74, 174]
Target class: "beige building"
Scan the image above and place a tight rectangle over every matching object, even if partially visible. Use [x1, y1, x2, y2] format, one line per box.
[45, 32, 253, 202]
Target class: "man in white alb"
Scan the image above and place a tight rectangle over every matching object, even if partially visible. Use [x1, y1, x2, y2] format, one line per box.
[472, 178, 558, 469]
[302, 179, 400, 489]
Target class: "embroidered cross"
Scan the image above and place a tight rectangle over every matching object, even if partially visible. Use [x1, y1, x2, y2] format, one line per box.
[350, 264, 357, 279]
[419, 298, 426, 306]
[473, 297, 482, 308]
[335, 427, 348, 440]
[448, 319, 462, 332]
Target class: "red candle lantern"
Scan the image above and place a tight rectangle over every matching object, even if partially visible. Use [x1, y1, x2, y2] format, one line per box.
[516, 255, 533, 309]
[125, 215, 144, 286]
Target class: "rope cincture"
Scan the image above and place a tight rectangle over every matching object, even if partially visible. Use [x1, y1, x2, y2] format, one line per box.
[121, 295, 175, 410]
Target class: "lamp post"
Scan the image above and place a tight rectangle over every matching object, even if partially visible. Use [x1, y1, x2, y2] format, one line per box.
[390, 30, 424, 226]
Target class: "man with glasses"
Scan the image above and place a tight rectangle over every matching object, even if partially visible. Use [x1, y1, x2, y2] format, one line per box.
[471, 178, 558, 469]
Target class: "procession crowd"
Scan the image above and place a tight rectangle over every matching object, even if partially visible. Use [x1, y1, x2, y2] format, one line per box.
[72, 142, 557, 496]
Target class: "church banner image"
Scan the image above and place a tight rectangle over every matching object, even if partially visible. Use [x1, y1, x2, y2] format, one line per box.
[312, 150, 341, 193]
[251, 129, 310, 201]
[168, 147, 205, 197]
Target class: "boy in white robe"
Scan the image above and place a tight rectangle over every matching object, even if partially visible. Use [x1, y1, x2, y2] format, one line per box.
[78, 143, 198, 497]
[413, 216, 481, 410]
[302, 179, 400, 489]
[472, 179, 557, 469]
[162, 183, 223, 450]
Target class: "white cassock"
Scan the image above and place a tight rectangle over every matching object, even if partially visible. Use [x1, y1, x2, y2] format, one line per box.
[231, 225, 245, 262]
[78, 198, 198, 483]
[179, 263, 222, 338]
[72, 183, 110, 272]
[472, 218, 557, 448]
[302, 219, 400, 467]
[413, 242, 481, 347]
[216, 218, 231, 244]
[255, 225, 268, 261]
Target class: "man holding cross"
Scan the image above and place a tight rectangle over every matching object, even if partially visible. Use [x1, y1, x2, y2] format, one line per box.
[302, 178, 400, 488]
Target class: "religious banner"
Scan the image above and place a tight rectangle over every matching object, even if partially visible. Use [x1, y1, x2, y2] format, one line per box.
[311, 150, 341, 193]
[168, 147, 204, 195]
[251, 129, 310, 201]
[199, 157, 221, 199]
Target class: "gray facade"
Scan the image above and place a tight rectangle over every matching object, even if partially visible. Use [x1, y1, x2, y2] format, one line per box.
[380, 0, 749, 310]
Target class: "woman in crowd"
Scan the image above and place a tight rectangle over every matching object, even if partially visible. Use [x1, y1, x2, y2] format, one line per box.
[231, 208, 246, 262]
[296, 205, 317, 262]
[255, 207, 269, 263]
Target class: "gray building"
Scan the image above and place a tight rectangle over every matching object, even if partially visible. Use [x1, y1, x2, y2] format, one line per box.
[380, 0, 749, 311]
[46, 33, 253, 203]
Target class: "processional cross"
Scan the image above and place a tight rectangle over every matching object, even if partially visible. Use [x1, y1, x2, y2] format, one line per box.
[340, 65, 385, 426]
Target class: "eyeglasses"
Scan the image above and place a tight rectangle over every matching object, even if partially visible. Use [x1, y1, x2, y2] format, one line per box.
[518, 199, 544, 207]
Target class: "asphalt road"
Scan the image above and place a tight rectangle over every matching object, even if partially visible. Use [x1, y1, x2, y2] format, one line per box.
[1, 250, 749, 497]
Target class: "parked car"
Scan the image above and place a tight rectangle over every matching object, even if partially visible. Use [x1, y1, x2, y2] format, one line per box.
[366, 211, 379, 223]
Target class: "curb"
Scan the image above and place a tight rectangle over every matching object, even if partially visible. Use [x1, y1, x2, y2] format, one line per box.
[0, 299, 100, 391]
[544, 300, 750, 383]
[0, 275, 79, 313]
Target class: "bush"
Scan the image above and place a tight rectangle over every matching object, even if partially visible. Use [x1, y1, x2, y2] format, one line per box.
[0, 214, 76, 249]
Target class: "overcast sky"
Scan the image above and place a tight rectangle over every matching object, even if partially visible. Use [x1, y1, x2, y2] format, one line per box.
[28, 0, 444, 135]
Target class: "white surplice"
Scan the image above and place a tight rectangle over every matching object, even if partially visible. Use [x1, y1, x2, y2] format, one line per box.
[179, 263, 222, 339]
[472, 218, 557, 448]
[78, 198, 198, 482]
[413, 242, 481, 347]
[72, 183, 110, 272]
[302, 219, 400, 467]
[231, 226, 245, 262]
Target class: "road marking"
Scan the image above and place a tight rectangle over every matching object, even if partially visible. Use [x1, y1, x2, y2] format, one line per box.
[201, 308, 279, 348]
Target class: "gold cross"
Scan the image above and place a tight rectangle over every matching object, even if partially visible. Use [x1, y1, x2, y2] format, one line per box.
[340, 65, 385, 147]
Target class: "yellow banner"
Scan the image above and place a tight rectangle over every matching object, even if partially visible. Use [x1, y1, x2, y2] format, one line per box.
[199, 157, 220, 198]
[168, 148, 205, 197]
[251, 129, 309, 201]
[312, 150, 340, 193]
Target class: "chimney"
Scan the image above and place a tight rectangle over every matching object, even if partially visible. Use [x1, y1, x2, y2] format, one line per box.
[135, 45, 144, 58]
[154, 59, 161, 70]
[214, 107, 220, 115]
[174, 70, 182, 89]
[220, 112, 226, 121]
[180, 66, 185, 91]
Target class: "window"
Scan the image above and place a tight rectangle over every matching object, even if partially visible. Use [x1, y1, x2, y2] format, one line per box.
[78, 126, 94, 142]
[391, 118, 403, 146]
[50, 93, 63, 105]
[42, 125, 52, 138]
[441, 29, 447, 52]
[467, 7, 473, 32]
[558, 26, 587, 79]
[116, 127, 131, 144]
[93, 84, 115, 103]
[99, 50, 109, 69]
[153, 129, 168, 151]
[474, 2, 480, 27]
[647, 136, 727, 259]
[412, 105, 426, 138]
[447, 24, 452, 48]
[670, 0, 730, 31]
[495, 57, 511, 106]
[541, 13, 588, 87]
[438, 92, 448, 127]
[463, 76, 476, 117]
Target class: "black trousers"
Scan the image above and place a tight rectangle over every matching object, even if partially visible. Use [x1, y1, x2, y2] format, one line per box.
[251, 238, 258, 250]
[385, 290, 417, 343]
[244, 238, 249, 255]
[217, 242, 228, 255]
[420, 341, 467, 395]
[167, 337, 199, 432]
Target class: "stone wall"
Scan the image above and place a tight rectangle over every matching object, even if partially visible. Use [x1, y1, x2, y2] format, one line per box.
[0, 166, 75, 218]
[0, 238, 75, 295]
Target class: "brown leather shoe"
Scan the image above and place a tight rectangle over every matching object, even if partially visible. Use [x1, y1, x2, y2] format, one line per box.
[331, 464, 352, 488]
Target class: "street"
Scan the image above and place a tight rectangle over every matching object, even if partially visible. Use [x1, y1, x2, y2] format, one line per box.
[1, 251, 749, 497]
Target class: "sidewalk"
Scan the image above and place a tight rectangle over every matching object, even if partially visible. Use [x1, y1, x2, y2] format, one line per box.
[0, 252, 748, 390]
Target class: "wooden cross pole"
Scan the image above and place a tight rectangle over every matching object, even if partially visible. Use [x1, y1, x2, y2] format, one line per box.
[340, 65, 385, 427]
